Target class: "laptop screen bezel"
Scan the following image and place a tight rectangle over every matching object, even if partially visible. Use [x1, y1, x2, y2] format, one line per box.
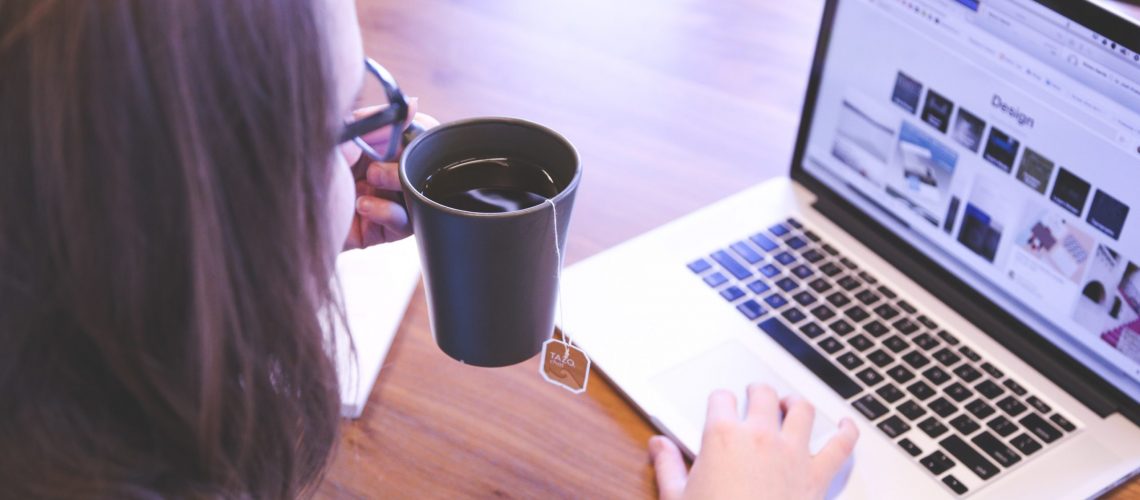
[788, 0, 1140, 420]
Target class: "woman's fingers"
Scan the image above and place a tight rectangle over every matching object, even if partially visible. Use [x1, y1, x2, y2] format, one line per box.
[812, 418, 859, 482]
[779, 396, 816, 447]
[355, 195, 411, 244]
[366, 162, 402, 192]
[648, 436, 688, 500]
[745, 383, 780, 431]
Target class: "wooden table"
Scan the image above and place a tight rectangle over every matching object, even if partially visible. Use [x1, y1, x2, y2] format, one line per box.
[320, 1, 1140, 497]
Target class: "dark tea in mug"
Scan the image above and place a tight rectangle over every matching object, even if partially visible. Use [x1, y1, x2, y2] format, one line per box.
[420, 157, 559, 213]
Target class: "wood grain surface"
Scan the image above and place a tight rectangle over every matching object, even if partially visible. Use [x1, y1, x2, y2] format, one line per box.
[319, 0, 1140, 498]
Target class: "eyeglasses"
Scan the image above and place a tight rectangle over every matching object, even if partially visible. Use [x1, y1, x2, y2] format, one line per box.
[339, 58, 409, 162]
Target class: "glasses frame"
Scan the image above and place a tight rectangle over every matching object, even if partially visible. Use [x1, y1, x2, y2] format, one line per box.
[339, 58, 409, 162]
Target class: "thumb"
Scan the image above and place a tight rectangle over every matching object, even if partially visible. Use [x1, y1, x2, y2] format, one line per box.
[649, 436, 687, 500]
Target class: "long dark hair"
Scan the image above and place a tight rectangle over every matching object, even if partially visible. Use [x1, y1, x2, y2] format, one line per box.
[0, 0, 344, 497]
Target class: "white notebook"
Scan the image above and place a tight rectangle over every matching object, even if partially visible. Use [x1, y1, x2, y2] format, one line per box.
[329, 238, 422, 418]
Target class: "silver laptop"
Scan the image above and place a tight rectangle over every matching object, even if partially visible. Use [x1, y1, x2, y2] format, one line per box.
[561, 0, 1140, 497]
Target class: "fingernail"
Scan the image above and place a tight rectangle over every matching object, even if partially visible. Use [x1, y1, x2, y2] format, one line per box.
[648, 436, 664, 456]
[357, 198, 373, 214]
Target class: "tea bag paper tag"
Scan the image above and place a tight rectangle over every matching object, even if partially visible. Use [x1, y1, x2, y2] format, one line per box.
[540, 339, 590, 394]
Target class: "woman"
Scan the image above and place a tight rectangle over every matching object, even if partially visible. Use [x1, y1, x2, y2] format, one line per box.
[0, 0, 857, 497]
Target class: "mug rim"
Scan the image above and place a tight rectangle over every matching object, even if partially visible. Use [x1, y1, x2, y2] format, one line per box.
[398, 117, 581, 218]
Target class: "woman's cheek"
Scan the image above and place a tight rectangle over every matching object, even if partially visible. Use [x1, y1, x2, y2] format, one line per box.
[327, 153, 356, 252]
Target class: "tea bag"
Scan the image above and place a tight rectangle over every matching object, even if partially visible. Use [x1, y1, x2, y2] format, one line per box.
[538, 198, 591, 394]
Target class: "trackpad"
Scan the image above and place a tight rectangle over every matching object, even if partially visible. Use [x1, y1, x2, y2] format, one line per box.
[652, 340, 838, 455]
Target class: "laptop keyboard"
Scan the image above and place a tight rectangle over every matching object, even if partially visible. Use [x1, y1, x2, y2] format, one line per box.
[688, 217, 1080, 497]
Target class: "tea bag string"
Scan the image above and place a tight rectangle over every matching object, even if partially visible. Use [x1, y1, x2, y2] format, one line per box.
[547, 198, 570, 357]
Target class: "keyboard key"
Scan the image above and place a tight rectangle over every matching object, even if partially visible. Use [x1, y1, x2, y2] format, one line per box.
[937, 330, 960, 345]
[917, 315, 938, 329]
[1003, 379, 1027, 396]
[944, 382, 973, 402]
[892, 317, 919, 335]
[800, 322, 826, 338]
[877, 384, 905, 403]
[758, 318, 861, 399]
[857, 271, 878, 285]
[803, 229, 820, 241]
[959, 346, 981, 362]
[902, 351, 930, 369]
[759, 264, 780, 277]
[820, 262, 843, 277]
[878, 415, 910, 438]
[873, 304, 900, 321]
[808, 277, 832, 293]
[720, 286, 745, 301]
[1019, 413, 1062, 443]
[829, 319, 855, 336]
[773, 251, 796, 266]
[867, 349, 894, 367]
[975, 380, 1004, 399]
[775, 277, 798, 292]
[950, 414, 981, 435]
[942, 475, 968, 495]
[837, 352, 864, 370]
[897, 300, 918, 314]
[980, 362, 1004, 379]
[972, 431, 1021, 468]
[822, 243, 839, 256]
[818, 337, 843, 353]
[934, 348, 963, 367]
[922, 366, 951, 386]
[782, 308, 807, 324]
[839, 257, 858, 270]
[730, 241, 764, 263]
[966, 399, 995, 419]
[913, 333, 939, 351]
[736, 300, 766, 320]
[907, 381, 936, 400]
[792, 290, 816, 306]
[940, 435, 1000, 480]
[918, 416, 948, 438]
[987, 416, 1017, 437]
[764, 294, 789, 309]
[920, 450, 955, 475]
[750, 233, 779, 251]
[953, 363, 981, 382]
[786, 236, 807, 250]
[928, 397, 958, 418]
[899, 437, 922, 457]
[703, 272, 728, 287]
[883, 335, 908, 353]
[899, 400, 927, 420]
[996, 396, 1027, 417]
[845, 305, 870, 322]
[810, 305, 835, 321]
[837, 275, 861, 291]
[785, 217, 803, 229]
[802, 248, 825, 263]
[855, 289, 880, 305]
[852, 394, 889, 420]
[848, 334, 873, 352]
[863, 320, 889, 338]
[710, 250, 752, 280]
[826, 292, 851, 308]
[1010, 433, 1043, 456]
[1025, 396, 1050, 415]
[790, 264, 814, 279]
[856, 367, 884, 386]
[768, 223, 790, 236]
[887, 365, 915, 384]
[877, 285, 897, 299]
[1050, 414, 1076, 432]
[688, 258, 712, 273]
[747, 280, 771, 294]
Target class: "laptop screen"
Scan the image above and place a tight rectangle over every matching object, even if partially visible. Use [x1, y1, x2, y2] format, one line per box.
[799, 0, 1140, 402]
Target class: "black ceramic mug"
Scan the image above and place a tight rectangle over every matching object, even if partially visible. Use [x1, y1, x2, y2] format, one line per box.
[399, 117, 581, 367]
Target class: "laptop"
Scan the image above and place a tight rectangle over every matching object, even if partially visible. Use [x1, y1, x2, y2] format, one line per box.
[561, 0, 1140, 497]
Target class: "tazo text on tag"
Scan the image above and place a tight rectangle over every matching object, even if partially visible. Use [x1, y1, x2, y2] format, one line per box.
[540, 339, 590, 394]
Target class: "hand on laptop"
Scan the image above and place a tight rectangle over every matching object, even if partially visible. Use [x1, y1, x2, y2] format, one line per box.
[649, 384, 858, 500]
